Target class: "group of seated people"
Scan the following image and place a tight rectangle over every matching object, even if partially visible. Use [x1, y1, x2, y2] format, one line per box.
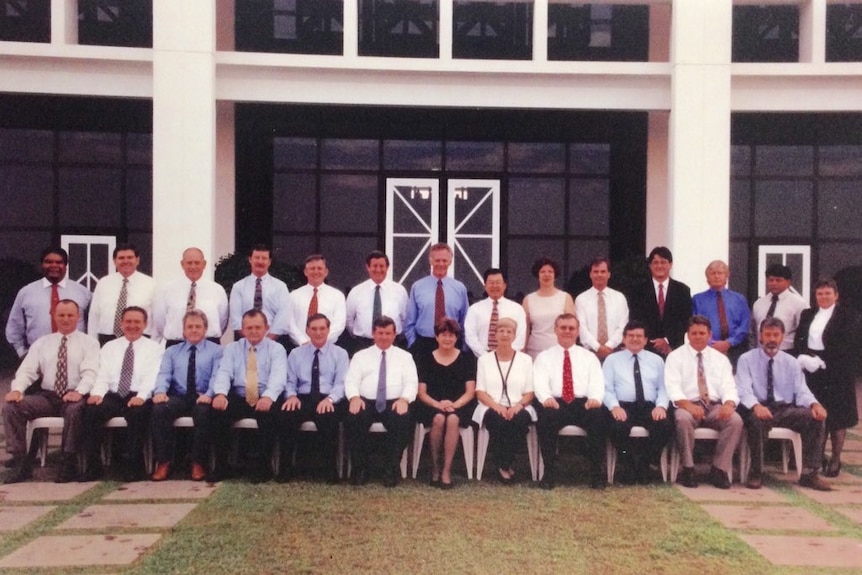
[2, 242, 856, 493]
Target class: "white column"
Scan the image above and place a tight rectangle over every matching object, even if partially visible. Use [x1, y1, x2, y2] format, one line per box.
[799, 0, 826, 64]
[51, 0, 77, 45]
[215, 101, 236, 262]
[343, 0, 359, 59]
[666, 0, 733, 288]
[533, 0, 548, 62]
[440, 0, 453, 60]
[152, 1, 219, 281]
[646, 111, 669, 251]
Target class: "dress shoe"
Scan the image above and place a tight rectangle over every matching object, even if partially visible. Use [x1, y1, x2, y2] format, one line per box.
[745, 474, 762, 490]
[249, 460, 272, 484]
[383, 468, 399, 488]
[589, 473, 607, 490]
[4, 461, 33, 484]
[55, 458, 80, 483]
[4, 455, 23, 469]
[538, 476, 555, 490]
[274, 466, 294, 484]
[709, 466, 731, 489]
[440, 480, 454, 490]
[799, 471, 832, 492]
[677, 467, 699, 488]
[121, 457, 145, 482]
[823, 459, 841, 478]
[430, 478, 442, 488]
[152, 462, 171, 482]
[191, 463, 207, 482]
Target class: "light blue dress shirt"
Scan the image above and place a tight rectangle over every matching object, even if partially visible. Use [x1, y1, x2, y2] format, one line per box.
[154, 339, 223, 397]
[404, 275, 469, 346]
[285, 341, 349, 403]
[602, 348, 668, 409]
[211, 338, 287, 401]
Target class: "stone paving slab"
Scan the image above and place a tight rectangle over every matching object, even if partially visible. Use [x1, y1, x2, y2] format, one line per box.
[103, 480, 218, 501]
[793, 483, 862, 505]
[674, 484, 788, 503]
[0, 481, 98, 502]
[841, 451, 862, 465]
[0, 505, 56, 531]
[0, 534, 161, 568]
[740, 534, 862, 568]
[833, 506, 862, 524]
[57, 503, 197, 530]
[701, 504, 835, 531]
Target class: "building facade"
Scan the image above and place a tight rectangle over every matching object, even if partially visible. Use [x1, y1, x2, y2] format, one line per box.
[1, 0, 861, 303]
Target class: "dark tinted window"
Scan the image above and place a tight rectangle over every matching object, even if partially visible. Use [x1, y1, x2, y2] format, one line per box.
[452, 1, 532, 61]
[0, 0, 50, 43]
[358, 0, 438, 58]
[548, 4, 648, 62]
[78, 0, 152, 48]
[236, 0, 344, 55]
[733, 5, 798, 63]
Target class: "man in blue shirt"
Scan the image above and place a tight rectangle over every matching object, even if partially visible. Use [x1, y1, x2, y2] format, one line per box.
[210, 309, 287, 482]
[692, 260, 750, 369]
[403, 243, 469, 357]
[150, 309, 223, 482]
[278, 313, 349, 483]
[228, 244, 291, 346]
[603, 320, 673, 484]
[6, 247, 92, 359]
[736, 317, 830, 491]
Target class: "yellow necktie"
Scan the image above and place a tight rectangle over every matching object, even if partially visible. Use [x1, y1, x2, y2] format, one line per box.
[246, 345, 259, 406]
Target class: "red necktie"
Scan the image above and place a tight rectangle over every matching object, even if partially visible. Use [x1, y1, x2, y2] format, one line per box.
[562, 349, 574, 403]
[434, 280, 445, 324]
[657, 283, 665, 319]
[50, 284, 60, 332]
[308, 287, 319, 317]
[716, 291, 729, 340]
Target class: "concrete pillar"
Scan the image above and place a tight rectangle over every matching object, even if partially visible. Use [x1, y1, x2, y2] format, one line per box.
[51, 0, 77, 45]
[152, 1, 219, 281]
[533, 0, 548, 62]
[666, 0, 733, 288]
[799, 0, 826, 63]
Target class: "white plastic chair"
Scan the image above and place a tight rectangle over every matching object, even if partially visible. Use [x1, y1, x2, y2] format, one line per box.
[476, 424, 539, 481]
[25, 417, 65, 467]
[410, 422, 475, 480]
[738, 427, 803, 482]
[535, 424, 587, 481]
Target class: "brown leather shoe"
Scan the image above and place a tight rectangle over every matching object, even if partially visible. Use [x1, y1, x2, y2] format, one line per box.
[799, 471, 832, 492]
[152, 462, 171, 482]
[190, 463, 207, 482]
[745, 474, 762, 490]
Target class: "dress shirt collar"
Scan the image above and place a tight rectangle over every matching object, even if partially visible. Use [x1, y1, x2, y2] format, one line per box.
[242, 338, 266, 352]
[556, 343, 578, 354]
[310, 341, 332, 354]
[756, 347, 779, 362]
[250, 272, 271, 281]
[684, 343, 710, 358]
[652, 278, 668, 292]
[815, 304, 835, 316]
[180, 339, 206, 351]
[42, 277, 67, 289]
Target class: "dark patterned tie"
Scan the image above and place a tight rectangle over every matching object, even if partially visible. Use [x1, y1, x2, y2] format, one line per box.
[434, 280, 445, 325]
[597, 291, 609, 346]
[50, 284, 60, 332]
[253, 277, 263, 311]
[372, 285, 382, 324]
[55, 335, 68, 397]
[187, 345, 197, 399]
[308, 287, 319, 317]
[696, 352, 709, 405]
[766, 358, 775, 405]
[562, 349, 574, 404]
[487, 299, 499, 351]
[717, 291, 729, 340]
[118, 341, 134, 397]
[310, 349, 321, 407]
[766, 294, 779, 319]
[376, 351, 387, 413]
[633, 353, 645, 404]
[113, 278, 129, 337]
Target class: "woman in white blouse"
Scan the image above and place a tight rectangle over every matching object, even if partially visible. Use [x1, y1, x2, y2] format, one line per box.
[473, 317, 535, 483]
[795, 278, 860, 477]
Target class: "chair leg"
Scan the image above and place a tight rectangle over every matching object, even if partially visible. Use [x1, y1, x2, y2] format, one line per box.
[411, 424, 426, 479]
[606, 440, 616, 484]
[460, 427, 474, 480]
[476, 428, 489, 480]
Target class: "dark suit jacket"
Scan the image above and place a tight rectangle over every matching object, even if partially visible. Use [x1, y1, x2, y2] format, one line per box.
[626, 278, 692, 355]
[795, 303, 859, 385]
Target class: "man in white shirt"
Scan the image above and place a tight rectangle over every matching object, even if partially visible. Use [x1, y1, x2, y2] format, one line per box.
[464, 268, 526, 357]
[343, 316, 418, 487]
[3, 300, 100, 483]
[88, 243, 156, 345]
[533, 313, 608, 489]
[750, 264, 808, 352]
[287, 254, 346, 347]
[665, 315, 743, 489]
[345, 250, 408, 354]
[575, 257, 629, 361]
[152, 247, 228, 346]
[228, 244, 292, 344]
[81, 306, 164, 482]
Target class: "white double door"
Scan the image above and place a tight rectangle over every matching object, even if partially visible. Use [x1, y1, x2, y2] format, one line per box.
[385, 178, 500, 297]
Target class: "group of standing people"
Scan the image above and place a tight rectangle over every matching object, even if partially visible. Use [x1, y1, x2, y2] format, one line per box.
[3, 242, 857, 492]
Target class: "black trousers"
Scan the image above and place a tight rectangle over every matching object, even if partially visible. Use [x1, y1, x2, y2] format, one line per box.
[150, 394, 210, 465]
[343, 399, 412, 475]
[536, 397, 608, 476]
[608, 401, 675, 464]
[209, 394, 281, 466]
[83, 393, 151, 469]
[279, 395, 344, 473]
[482, 408, 531, 470]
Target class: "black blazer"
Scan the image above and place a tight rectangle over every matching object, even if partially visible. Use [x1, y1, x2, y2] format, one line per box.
[626, 278, 692, 355]
[795, 303, 860, 385]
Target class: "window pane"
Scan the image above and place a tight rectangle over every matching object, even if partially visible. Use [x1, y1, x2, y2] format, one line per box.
[359, 0, 439, 58]
[58, 168, 123, 227]
[126, 169, 152, 230]
[730, 145, 751, 177]
[568, 240, 610, 279]
[819, 146, 862, 177]
[453, 1, 533, 61]
[0, 167, 54, 226]
[506, 239, 566, 301]
[78, 0, 152, 48]
[275, 137, 318, 170]
[272, 234, 318, 268]
[732, 5, 799, 63]
[0, 0, 50, 43]
[58, 132, 123, 164]
[508, 177, 565, 235]
[508, 143, 565, 173]
[826, 4, 862, 62]
[754, 146, 813, 176]
[753, 180, 813, 238]
[569, 144, 610, 174]
[548, 4, 648, 62]
[453, 237, 491, 300]
[569, 179, 609, 236]
[274, 173, 317, 233]
[0, 129, 53, 162]
[728, 241, 749, 294]
[0, 231, 52, 261]
[321, 139, 379, 170]
[451, 184, 493, 235]
[383, 140, 442, 170]
[321, 236, 378, 292]
[320, 174, 378, 233]
[446, 141, 503, 171]
[127, 133, 152, 165]
[819, 181, 862, 239]
[237, 0, 343, 55]
[730, 179, 751, 238]
[819, 242, 862, 277]
[127, 232, 153, 274]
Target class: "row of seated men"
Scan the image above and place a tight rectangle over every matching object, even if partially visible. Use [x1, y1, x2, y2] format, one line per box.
[2, 297, 832, 493]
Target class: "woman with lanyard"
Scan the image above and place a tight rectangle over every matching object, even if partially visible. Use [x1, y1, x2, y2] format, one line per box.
[473, 317, 535, 483]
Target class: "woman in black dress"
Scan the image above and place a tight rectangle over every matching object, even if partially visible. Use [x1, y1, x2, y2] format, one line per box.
[416, 317, 476, 488]
[795, 278, 860, 477]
